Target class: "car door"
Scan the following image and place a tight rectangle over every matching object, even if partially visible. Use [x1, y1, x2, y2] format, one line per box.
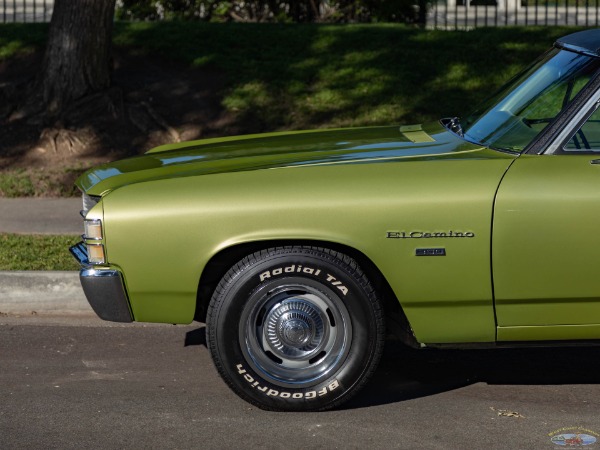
[493, 100, 600, 342]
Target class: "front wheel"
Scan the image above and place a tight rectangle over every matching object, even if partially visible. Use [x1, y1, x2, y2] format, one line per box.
[206, 246, 385, 411]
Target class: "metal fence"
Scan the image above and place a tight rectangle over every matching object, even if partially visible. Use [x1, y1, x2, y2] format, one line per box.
[2, 0, 599, 28]
[1, 0, 53, 23]
[428, 0, 600, 28]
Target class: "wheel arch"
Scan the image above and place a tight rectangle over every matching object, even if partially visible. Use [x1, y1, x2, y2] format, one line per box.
[194, 239, 419, 348]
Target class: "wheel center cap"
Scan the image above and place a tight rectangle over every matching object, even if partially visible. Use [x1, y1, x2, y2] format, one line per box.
[281, 319, 311, 346]
[264, 298, 326, 357]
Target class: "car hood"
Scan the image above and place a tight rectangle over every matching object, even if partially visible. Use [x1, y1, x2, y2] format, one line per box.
[77, 122, 495, 196]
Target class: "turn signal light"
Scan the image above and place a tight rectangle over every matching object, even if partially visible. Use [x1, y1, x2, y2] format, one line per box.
[87, 244, 106, 265]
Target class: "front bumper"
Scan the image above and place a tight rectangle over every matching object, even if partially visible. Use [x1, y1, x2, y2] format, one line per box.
[70, 242, 133, 323]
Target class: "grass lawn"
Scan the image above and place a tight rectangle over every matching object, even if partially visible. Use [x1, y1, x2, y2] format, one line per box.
[0, 168, 82, 197]
[112, 23, 585, 128]
[0, 23, 586, 129]
[0, 234, 80, 271]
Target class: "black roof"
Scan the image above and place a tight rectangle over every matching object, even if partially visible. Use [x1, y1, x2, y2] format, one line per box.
[556, 29, 600, 57]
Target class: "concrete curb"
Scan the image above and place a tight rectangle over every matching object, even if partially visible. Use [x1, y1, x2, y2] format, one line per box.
[0, 271, 93, 315]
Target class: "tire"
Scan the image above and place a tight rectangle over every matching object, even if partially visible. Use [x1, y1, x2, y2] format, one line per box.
[206, 246, 385, 411]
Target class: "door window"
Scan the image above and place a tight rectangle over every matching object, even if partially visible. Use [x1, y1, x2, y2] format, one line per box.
[563, 105, 600, 153]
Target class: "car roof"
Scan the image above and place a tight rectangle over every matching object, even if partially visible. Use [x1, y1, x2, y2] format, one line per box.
[556, 29, 600, 57]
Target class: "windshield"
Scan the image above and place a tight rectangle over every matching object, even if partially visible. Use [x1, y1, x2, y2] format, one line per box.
[460, 48, 600, 152]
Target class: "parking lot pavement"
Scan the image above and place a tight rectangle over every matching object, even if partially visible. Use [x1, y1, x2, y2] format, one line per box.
[1, 315, 599, 449]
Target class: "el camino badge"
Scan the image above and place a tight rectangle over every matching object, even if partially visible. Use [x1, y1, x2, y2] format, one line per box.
[386, 231, 475, 239]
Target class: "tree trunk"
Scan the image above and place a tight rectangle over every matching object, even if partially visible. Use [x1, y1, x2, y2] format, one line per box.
[40, 0, 116, 115]
[417, 0, 428, 26]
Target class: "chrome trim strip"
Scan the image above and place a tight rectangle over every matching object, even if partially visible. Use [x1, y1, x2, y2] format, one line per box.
[545, 96, 600, 154]
[82, 236, 103, 243]
[555, 42, 600, 59]
[81, 268, 119, 278]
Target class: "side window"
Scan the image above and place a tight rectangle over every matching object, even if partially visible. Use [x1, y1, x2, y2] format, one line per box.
[564, 106, 600, 153]
[524, 76, 589, 129]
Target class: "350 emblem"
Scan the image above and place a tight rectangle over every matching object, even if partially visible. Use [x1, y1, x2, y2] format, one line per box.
[237, 364, 340, 398]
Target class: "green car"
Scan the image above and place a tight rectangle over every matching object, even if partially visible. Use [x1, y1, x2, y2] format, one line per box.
[71, 30, 600, 411]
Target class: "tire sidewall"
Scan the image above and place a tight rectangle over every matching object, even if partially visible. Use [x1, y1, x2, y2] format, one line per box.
[210, 250, 380, 411]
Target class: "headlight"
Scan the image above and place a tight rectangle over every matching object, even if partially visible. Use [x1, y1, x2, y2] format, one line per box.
[84, 219, 103, 240]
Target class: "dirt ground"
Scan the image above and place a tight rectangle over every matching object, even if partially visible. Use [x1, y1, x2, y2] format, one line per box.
[0, 49, 246, 196]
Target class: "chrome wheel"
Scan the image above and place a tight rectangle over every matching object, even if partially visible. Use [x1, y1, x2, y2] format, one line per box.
[240, 283, 352, 388]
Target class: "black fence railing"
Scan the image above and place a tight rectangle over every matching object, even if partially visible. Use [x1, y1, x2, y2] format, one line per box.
[428, 0, 600, 28]
[1, 0, 53, 23]
[2, 0, 598, 28]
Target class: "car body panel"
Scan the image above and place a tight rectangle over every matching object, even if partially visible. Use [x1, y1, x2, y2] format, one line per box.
[493, 154, 600, 339]
[97, 136, 516, 343]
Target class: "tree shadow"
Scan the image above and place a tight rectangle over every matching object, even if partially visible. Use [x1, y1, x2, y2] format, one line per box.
[107, 23, 577, 134]
[0, 47, 229, 162]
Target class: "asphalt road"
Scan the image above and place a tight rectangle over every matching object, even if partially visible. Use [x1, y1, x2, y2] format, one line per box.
[0, 198, 82, 234]
[1, 316, 599, 449]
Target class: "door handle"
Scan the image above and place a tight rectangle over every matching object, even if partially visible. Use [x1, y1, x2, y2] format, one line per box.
[591, 159, 600, 165]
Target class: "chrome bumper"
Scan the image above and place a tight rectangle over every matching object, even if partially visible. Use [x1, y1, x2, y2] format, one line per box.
[70, 242, 133, 323]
